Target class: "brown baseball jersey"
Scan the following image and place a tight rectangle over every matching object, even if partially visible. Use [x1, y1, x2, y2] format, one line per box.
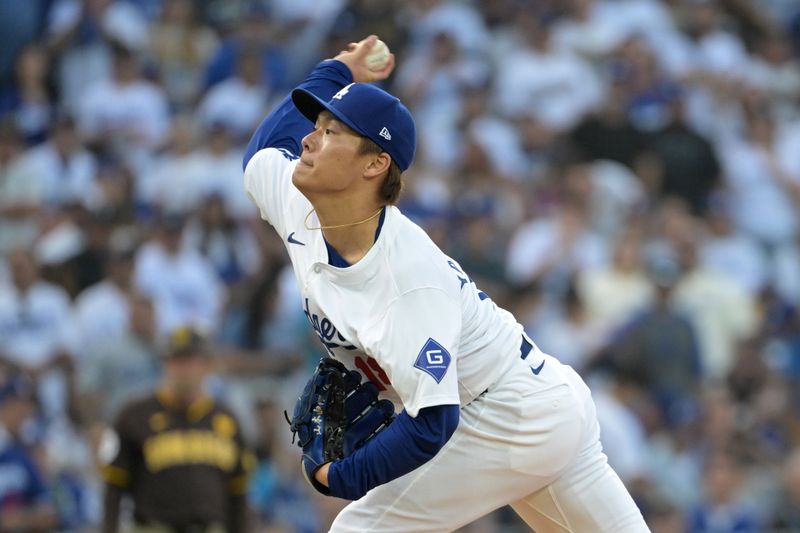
[101, 390, 253, 530]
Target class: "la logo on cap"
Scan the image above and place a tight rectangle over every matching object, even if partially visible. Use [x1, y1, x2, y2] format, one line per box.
[379, 127, 391, 140]
[333, 83, 353, 100]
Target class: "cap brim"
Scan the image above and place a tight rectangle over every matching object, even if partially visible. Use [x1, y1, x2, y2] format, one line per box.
[165, 348, 210, 360]
[291, 89, 368, 138]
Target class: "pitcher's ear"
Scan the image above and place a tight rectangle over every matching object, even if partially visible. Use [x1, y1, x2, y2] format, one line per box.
[364, 152, 391, 180]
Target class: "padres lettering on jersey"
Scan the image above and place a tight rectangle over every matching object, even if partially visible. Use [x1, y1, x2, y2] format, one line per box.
[144, 429, 238, 472]
[101, 393, 253, 526]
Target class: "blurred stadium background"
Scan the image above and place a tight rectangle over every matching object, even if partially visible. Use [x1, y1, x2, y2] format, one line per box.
[1, 0, 800, 531]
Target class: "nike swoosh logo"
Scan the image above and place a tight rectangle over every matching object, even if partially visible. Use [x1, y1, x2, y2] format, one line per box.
[531, 360, 545, 375]
[287, 232, 305, 246]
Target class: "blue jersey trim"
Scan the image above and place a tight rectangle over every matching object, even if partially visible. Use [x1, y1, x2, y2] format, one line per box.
[327, 403, 459, 500]
[325, 240, 351, 268]
[374, 206, 386, 240]
[324, 207, 386, 268]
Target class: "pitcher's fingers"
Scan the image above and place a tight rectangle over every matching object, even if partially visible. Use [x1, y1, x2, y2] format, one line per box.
[352, 35, 378, 59]
[370, 53, 395, 79]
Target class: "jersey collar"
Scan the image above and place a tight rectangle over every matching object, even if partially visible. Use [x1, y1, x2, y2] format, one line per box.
[325, 207, 387, 268]
[313, 206, 397, 284]
[156, 388, 214, 421]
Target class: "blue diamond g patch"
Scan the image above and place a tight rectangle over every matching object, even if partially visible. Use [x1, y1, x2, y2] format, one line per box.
[414, 338, 451, 383]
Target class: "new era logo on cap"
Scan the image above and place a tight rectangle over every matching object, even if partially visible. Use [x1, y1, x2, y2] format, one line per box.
[291, 83, 417, 171]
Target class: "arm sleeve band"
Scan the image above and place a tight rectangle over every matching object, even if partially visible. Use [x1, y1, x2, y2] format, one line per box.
[327, 403, 459, 500]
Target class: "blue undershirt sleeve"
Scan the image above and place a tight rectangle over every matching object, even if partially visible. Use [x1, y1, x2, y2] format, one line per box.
[327, 403, 460, 500]
[242, 60, 353, 169]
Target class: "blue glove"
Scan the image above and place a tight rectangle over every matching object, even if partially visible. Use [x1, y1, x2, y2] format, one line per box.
[287, 358, 395, 494]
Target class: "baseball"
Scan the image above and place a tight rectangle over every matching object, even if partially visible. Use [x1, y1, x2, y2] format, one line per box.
[366, 39, 390, 71]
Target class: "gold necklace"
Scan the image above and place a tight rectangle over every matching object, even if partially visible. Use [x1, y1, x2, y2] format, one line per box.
[304, 207, 384, 231]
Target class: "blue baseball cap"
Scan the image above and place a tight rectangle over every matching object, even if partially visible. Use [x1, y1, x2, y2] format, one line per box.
[292, 83, 417, 171]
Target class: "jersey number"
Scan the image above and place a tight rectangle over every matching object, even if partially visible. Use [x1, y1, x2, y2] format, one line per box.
[354, 356, 391, 391]
[448, 259, 490, 300]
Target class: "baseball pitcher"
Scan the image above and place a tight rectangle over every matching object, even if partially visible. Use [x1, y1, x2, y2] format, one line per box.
[242, 35, 650, 533]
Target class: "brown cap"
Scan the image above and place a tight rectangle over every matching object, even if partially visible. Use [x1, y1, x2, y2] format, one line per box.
[164, 326, 211, 359]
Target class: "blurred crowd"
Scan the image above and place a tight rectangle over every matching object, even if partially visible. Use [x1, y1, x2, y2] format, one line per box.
[1, 0, 800, 531]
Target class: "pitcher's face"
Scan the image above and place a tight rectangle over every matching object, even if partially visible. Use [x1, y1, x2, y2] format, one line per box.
[292, 112, 372, 198]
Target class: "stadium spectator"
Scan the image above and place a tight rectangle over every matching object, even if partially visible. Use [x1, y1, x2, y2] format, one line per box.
[202, 6, 288, 93]
[405, 0, 491, 55]
[18, 115, 101, 210]
[679, 0, 749, 79]
[457, 83, 529, 181]
[78, 293, 160, 423]
[248, 396, 321, 532]
[553, 0, 628, 59]
[698, 194, 768, 296]
[686, 450, 763, 532]
[218, 256, 309, 354]
[0, 375, 58, 532]
[746, 33, 800, 118]
[47, 0, 149, 112]
[530, 278, 606, 370]
[672, 236, 759, 380]
[0, 120, 44, 255]
[718, 100, 800, 247]
[149, 0, 219, 109]
[95, 163, 140, 223]
[395, 31, 490, 169]
[198, 48, 270, 141]
[773, 236, 800, 307]
[133, 214, 224, 335]
[771, 447, 800, 530]
[641, 90, 721, 215]
[591, 370, 651, 486]
[73, 242, 136, 350]
[495, 12, 603, 131]
[605, 253, 701, 425]
[185, 123, 257, 219]
[560, 159, 646, 239]
[77, 44, 170, 165]
[0, 44, 54, 146]
[578, 227, 655, 338]
[0, 249, 76, 420]
[43, 413, 103, 530]
[570, 83, 649, 171]
[506, 199, 608, 295]
[144, 121, 255, 219]
[0, 0, 49, 91]
[184, 194, 261, 286]
[140, 113, 203, 213]
[447, 194, 509, 291]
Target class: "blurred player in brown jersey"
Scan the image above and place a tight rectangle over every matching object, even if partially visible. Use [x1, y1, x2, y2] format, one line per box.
[100, 327, 253, 533]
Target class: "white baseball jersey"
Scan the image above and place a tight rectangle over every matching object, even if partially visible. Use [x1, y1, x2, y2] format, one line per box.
[244, 146, 650, 532]
[244, 147, 545, 416]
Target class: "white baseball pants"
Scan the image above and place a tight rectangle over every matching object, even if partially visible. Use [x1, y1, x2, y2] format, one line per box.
[329, 354, 651, 532]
